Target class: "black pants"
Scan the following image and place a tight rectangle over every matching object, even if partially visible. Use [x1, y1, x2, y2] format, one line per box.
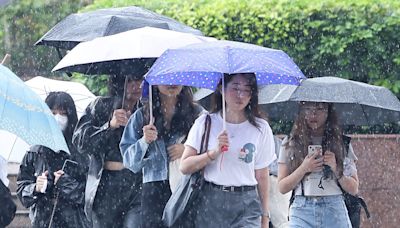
[92, 169, 141, 228]
[141, 181, 171, 228]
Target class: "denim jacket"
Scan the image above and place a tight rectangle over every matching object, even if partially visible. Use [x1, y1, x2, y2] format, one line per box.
[120, 107, 201, 183]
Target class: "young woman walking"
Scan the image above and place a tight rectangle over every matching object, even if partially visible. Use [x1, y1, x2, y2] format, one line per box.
[278, 102, 359, 228]
[180, 73, 276, 228]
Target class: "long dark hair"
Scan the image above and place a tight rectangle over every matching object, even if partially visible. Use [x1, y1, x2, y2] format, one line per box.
[108, 74, 143, 97]
[108, 75, 143, 120]
[284, 103, 344, 177]
[143, 86, 199, 139]
[45, 92, 78, 146]
[210, 73, 265, 128]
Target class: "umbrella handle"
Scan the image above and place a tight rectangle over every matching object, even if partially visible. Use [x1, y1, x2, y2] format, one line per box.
[122, 76, 128, 110]
[220, 76, 228, 153]
[149, 85, 153, 124]
[48, 192, 59, 228]
[221, 76, 226, 131]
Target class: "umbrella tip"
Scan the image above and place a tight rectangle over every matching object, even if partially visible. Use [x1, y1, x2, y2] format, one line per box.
[1, 53, 11, 66]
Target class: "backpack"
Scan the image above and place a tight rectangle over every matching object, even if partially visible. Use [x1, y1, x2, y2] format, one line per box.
[288, 136, 370, 228]
[341, 136, 370, 228]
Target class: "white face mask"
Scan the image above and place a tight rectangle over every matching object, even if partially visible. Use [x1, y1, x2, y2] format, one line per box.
[54, 114, 68, 131]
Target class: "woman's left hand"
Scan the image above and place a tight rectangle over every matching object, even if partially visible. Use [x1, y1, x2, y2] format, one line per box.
[167, 143, 185, 161]
[323, 151, 337, 173]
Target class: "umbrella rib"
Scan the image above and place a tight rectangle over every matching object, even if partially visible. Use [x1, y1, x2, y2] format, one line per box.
[274, 86, 296, 103]
[23, 82, 33, 134]
[349, 81, 369, 125]
[359, 104, 371, 125]
[7, 136, 18, 161]
[103, 16, 116, 36]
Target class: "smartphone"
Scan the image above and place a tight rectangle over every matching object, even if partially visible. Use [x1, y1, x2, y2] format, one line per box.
[61, 159, 79, 176]
[308, 145, 322, 158]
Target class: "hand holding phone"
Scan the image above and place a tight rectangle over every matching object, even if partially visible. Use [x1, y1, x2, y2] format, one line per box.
[301, 145, 324, 173]
[308, 145, 322, 158]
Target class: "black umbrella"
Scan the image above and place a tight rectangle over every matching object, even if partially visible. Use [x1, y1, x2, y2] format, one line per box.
[35, 6, 203, 50]
[262, 77, 400, 125]
[194, 77, 400, 125]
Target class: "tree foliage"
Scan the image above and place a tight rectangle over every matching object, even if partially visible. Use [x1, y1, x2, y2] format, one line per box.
[0, 0, 89, 77]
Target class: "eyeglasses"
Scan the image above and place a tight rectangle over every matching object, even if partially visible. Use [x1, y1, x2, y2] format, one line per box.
[226, 84, 252, 97]
[302, 107, 328, 114]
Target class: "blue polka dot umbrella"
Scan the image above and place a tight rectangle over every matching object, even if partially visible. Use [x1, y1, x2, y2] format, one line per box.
[0, 65, 69, 160]
[145, 40, 305, 89]
[144, 40, 306, 130]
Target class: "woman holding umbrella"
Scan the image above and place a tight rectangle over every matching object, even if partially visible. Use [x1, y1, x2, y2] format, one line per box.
[180, 73, 276, 228]
[277, 102, 359, 227]
[73, 74, 143, 228]
[120, 84, 203, 228]
[17, 91, 90, 228]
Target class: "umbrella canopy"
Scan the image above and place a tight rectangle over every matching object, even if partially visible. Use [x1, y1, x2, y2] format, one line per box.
[145, 40, 305, 134]
[25, 76, 96, 117]
[0, 130, 29, 163]
[35, 6, 203, 50]
[0, 65, 69, 156]
[261, 76, 400, 125]
[52, 27, 216, 75]
[145, 40, 305, 89]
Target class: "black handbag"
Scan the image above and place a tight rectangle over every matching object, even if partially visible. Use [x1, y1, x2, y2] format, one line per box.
[343, 192, 370, 228]
[341, 136, 371, 228]
[0, 180, 16, 227]
[162, 115, 211, 227]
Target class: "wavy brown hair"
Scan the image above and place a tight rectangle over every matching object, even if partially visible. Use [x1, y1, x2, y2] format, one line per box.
[283, 102, 344, 178]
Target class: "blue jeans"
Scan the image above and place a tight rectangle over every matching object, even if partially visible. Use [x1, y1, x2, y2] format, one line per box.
[289, 195, 352, 228]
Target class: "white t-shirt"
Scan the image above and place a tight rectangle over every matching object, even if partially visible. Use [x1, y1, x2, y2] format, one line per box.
[279, 136, 358, 196]
[185, 113, 276, 186]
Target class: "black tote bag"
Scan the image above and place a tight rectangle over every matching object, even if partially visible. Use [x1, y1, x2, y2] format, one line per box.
[162, 115, 211, 227]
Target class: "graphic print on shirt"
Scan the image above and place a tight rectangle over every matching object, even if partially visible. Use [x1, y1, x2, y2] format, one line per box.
[238, 143, 256, 163]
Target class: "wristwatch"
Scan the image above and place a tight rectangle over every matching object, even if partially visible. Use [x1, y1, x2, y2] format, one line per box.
[262, 210, 270, 218]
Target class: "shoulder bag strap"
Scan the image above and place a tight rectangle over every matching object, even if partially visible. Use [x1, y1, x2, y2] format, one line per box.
[199, 115, 211, 155]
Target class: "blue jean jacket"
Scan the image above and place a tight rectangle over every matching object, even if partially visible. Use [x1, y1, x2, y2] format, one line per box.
[120, 107, 186, 183]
